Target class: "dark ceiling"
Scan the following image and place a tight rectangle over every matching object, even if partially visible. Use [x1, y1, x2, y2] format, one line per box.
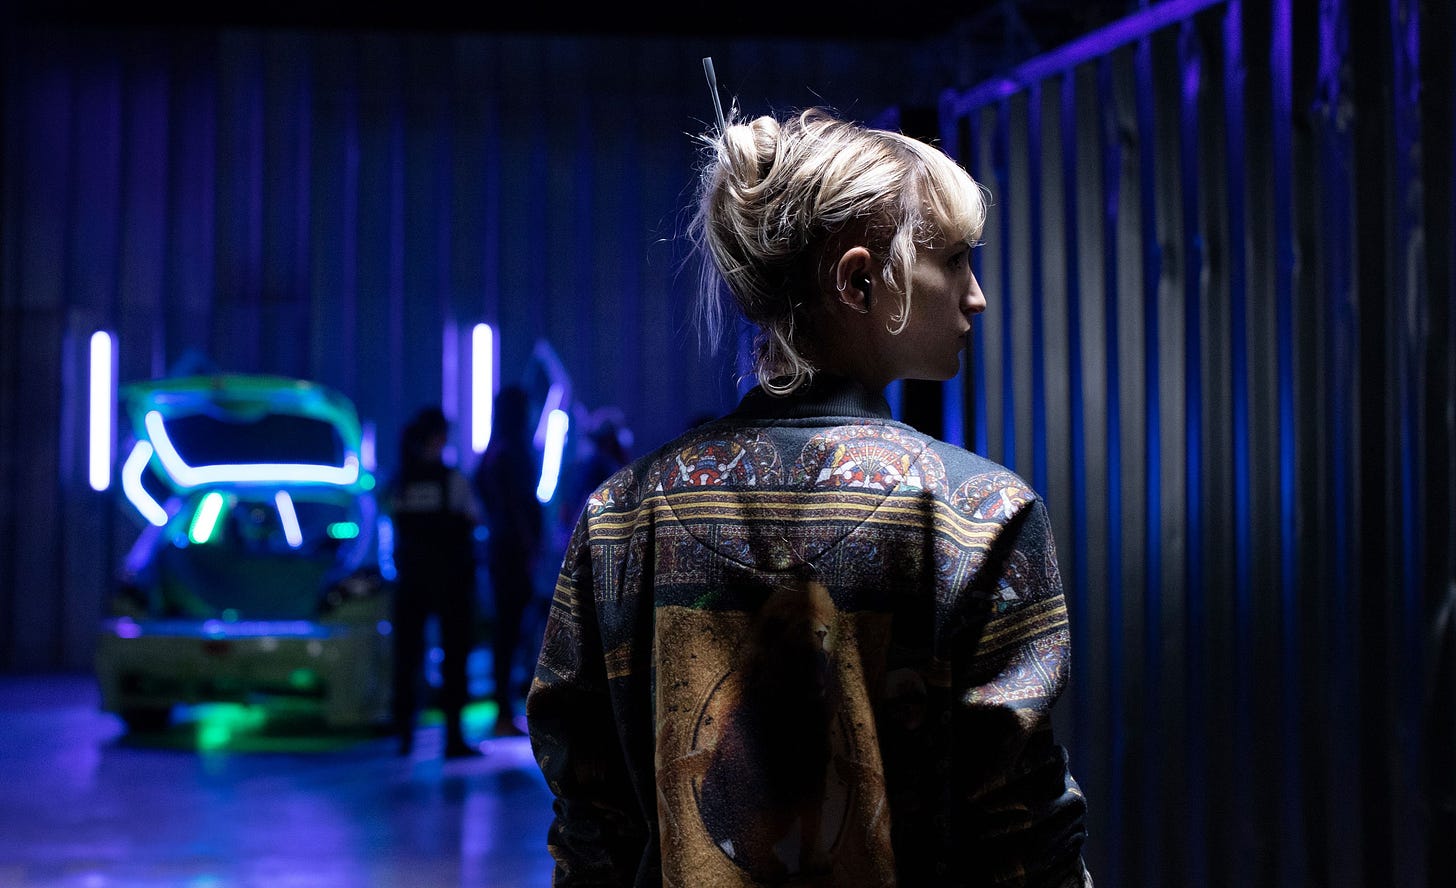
[9, 1, 1133, 53]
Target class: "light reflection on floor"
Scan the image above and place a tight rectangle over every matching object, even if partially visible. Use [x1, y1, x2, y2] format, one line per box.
[0, 674, 554, 887]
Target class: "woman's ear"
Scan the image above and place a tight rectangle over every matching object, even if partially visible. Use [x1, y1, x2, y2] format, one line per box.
[833, 246, 875, 315]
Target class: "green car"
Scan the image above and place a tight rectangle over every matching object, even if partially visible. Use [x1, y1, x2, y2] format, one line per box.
[96, 373, 393, 733]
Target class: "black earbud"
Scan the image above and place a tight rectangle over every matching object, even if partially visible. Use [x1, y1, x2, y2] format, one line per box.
[854, 274, 873, 307]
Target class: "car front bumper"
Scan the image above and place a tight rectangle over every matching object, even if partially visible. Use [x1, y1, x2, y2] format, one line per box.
[95, 616, 393, 728]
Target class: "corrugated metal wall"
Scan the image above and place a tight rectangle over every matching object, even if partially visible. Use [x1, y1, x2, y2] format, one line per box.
[0, 25, 924, 671]
[937, 1, 1451, 885]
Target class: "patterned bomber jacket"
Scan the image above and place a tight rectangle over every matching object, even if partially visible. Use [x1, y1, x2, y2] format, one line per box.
[527, 376, 1091, 888]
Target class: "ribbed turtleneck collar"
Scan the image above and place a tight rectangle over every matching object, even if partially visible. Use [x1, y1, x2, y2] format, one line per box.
[729, 374, 894, 422]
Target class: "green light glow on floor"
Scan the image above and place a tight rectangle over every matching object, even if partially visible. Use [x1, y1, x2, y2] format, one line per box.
[195, 704, 269, 750]
[125, 698, 511, 754]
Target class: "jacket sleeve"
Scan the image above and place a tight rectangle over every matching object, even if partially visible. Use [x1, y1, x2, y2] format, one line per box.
[526, 510, 646, 885]
[953, 495, 1092, 888]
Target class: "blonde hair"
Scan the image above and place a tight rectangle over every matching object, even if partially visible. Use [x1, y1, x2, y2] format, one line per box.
[689, 107, 988, 395]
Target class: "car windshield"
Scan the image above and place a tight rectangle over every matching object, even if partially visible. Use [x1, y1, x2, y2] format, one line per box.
[164, 413, 346, 466]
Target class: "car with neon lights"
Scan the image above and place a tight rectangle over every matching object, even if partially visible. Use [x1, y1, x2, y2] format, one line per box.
[96, 374, 393, 733]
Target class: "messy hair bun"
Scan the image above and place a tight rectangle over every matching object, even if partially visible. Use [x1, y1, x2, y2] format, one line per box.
[689, 107, 987, 396]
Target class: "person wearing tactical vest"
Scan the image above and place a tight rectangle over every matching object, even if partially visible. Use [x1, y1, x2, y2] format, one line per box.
[386, 406, 483, 759]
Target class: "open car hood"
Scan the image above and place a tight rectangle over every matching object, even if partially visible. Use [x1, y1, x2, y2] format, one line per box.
[121, 374, 373, 496]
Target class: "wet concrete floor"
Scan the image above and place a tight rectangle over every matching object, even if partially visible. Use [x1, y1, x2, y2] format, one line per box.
[0, 673, 555, 887]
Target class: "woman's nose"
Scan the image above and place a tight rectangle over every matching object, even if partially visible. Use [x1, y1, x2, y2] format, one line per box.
[966, 273, 987, 315]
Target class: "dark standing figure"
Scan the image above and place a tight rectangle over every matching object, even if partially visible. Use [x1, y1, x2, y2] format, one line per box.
[576, 412, 631, 498]
[472, 385, 543, 738]
[386, 407, 482, 759]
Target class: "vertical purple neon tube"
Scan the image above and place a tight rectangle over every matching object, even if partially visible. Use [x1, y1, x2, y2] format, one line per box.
[88, 330, 115, 492]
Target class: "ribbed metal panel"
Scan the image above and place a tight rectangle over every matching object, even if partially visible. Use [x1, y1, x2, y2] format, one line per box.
[937, 1, 1447, 884]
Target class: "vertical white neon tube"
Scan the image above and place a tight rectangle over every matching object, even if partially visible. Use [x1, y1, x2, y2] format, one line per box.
[535, 408, 569, 503]
[88, 330, 114, 491]
[534, 382, 566, 449]
[472, 323, 495, 453]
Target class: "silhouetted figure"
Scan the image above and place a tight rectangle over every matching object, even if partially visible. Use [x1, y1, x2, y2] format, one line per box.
[472, 385, 543, 737]
[386, 407, 482, 759]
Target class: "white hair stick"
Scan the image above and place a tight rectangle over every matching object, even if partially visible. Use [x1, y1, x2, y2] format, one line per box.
[702, 57, 727, 132]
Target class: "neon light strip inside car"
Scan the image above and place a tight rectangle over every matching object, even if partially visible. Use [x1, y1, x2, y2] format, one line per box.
[122, 441, 169, 527]
[144, 411, 361, 488]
